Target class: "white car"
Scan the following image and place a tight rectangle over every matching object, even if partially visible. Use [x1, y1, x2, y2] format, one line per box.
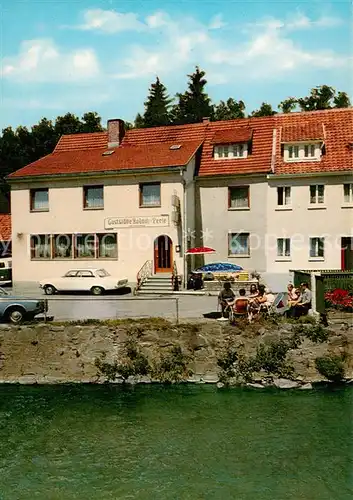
[39, 268, 128, 295]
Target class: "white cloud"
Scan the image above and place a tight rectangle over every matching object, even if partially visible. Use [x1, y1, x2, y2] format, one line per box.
[113, 11, 348, 83]
[71, 8, 145, 33]
[209, 14, 227, 30]
[0, 39, 100, 83]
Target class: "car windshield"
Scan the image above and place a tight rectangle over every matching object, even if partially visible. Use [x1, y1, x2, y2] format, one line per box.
[0, 287, 9, 296]
[96, 269, 110, 277]
[64, 271, 77, 277]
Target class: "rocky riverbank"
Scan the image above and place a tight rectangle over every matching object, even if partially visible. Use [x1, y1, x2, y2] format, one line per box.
[0, 316, 352, 387]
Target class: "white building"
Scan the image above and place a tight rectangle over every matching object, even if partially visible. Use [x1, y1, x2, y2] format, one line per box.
[8, 109, 353, 292]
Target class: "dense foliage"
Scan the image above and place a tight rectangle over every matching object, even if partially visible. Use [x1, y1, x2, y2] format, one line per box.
[325, 289, 353, 312]
[315, 355, 346, 382]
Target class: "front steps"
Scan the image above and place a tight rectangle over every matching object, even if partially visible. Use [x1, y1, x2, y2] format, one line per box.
[136, 274, 174, 295]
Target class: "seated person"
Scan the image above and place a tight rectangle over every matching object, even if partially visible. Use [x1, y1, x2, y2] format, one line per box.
[265, 287, 275, 305]
[289, 282, 312, 318]
[287, 283, 300, 305]
[248, 283, 258, 298]
[233, 288, 249, 315]
[187, 272, 203, 290]
[248, 284, 268, 318]
[218, 282, 236, 314]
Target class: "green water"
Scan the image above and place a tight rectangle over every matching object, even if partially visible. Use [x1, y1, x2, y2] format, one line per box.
[0, 385, 352, 500]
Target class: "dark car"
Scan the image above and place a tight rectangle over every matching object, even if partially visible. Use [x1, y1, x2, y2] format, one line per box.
[0, 287, 49, 324]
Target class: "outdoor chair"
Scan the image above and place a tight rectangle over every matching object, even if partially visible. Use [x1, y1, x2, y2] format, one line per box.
[228, 297, 249, 324]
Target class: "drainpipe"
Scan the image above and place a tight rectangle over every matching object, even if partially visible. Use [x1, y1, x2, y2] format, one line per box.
[181, 168, 187, 289]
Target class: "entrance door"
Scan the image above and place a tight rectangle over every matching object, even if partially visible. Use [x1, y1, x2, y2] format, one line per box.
[154, 235, 172, 273]
[341, 237, 353, 270]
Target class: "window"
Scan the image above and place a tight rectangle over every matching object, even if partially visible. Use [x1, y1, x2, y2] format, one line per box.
[288, 145, 299, 159]
[64, 271, 78, 277]
[215, 144, 247, 159]
[30, 234, 51, 259]
[53, 234, 73, 259]
[228, 186, 249, 209]
[228, 232, 250, 256]
[310, 185, 325, 204]
[277, 238, 291, 258]
[30, 189, 49, 211]
[75, 234, 96, 259]
[98, 233, 118, 258]
[277, 186, 291, 206]
[304, 144, 315, 158]
[310, 237, 325, 258]
[30, 233, 118, 260]
[139, 183, 161, 207]
[84, 186, 104, 209]
[343, 184, 353, 204]
[285, 143, 321, 162]
[77, 270, 94, 277]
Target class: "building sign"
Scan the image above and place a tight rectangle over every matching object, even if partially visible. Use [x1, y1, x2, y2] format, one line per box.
[104, 215, 170, 229]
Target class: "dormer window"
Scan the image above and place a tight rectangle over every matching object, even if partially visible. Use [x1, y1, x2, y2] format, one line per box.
[214, 143, 248, 159]
[284, 143, 321, 162]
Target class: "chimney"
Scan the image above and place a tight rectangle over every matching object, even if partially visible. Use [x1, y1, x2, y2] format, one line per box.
[107, 118, 125, 148]
[202, 117, 210, 123]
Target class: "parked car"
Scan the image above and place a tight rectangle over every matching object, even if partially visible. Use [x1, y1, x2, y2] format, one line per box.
[0, 257, 12, 286]
[0, 287, 48, 324]
[39, 268, 129, 295]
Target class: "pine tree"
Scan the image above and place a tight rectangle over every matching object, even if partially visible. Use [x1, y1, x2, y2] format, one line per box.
[142, 77, 172, 127]
[172, 66, 214, 124]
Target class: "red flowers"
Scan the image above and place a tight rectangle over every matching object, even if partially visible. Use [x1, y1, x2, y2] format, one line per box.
[325, 288, 353, 311]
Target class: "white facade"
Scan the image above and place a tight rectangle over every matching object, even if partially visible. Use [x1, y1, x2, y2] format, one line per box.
[10, 159, 196, 290]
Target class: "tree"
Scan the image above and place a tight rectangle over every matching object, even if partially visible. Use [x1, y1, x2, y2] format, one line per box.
[172, 66, 214, 124]
[214, 98, 245, 121]
[297, 85, 335, 111]
[250, 102, 277, 117]
[81, 112, 104, 133]
[333, 91, 351, 108]
[134, 113, 144, 128]
[142, 77, 172, 127]
[30, 118, 57, 160]
[54, 112, 82, 136]
[278, 97, 298, 113]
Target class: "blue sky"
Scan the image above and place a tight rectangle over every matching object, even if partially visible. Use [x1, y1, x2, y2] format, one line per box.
[0, 0, 351, 130]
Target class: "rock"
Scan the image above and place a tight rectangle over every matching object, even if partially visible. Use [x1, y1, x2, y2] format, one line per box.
[216, 382, 225, 388]
[300, 383, 313, 390]
[273, 378, 300, 389]
[247, 383, 265, 389]
[202, 374, 219, 383]
[345, 379, 353, 384]
[18, 375, 38, 384]
[187, 375, 202, 383]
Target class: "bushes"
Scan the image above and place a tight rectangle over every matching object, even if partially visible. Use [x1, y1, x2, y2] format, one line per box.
[217, 337, 298, 383]
[95, 339, 150, 382]
[292, 323, 329, 343]
[152, 346, 192, 383]
[325, 288, 353, 312]
[95, 341, 192, 383]
[315, 356, 346, 382]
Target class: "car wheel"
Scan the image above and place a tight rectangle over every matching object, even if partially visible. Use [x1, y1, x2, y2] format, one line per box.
[91, 286, 104, 296]
[7, 307, 25, 324]
[44, 285, 56, 295]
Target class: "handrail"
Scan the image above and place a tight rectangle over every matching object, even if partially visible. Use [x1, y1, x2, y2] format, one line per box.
[135, 260, 153, 292]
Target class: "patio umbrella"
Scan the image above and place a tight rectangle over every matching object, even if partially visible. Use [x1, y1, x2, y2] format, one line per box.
[195, 262, 243, 273]
[185, 246, 216, 255]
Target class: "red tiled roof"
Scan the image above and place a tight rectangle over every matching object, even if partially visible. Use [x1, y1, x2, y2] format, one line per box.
[211, 127, 253, 144]
[275, 108, 352, 175]
[0, 214, 11, 241]
[54, 132, 108, 152]
[8, 141, 202, 178]
[8, 108, 353, 179]
[281, 123, 324, 142]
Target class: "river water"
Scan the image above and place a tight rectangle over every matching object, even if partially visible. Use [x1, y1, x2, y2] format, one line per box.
[0, 384, 352, 500]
